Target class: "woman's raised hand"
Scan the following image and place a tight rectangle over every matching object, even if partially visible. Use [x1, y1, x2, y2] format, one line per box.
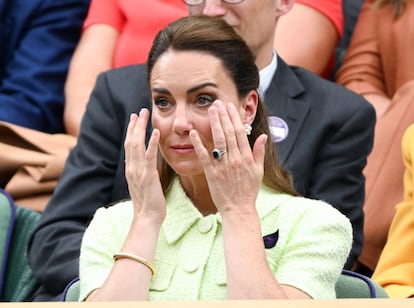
[190, 100, 267, 215]
[124, 109, 166, 225]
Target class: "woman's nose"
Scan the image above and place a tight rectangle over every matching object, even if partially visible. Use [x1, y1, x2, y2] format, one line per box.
[172, 106, 193, 134]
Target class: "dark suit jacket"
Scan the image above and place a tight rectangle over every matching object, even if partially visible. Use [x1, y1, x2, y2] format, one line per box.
[0, 0, 89, 133]
[28, 59, 375, 299]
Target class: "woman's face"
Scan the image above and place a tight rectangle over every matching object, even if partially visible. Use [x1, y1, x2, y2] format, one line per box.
[150, 49, 256, 176]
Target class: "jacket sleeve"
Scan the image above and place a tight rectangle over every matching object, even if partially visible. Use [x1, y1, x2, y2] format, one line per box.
[0, 0, 89, 133]
[372, 125, 414, 298]
[27, 70, 127, 296]
[335, 0, 387, 96]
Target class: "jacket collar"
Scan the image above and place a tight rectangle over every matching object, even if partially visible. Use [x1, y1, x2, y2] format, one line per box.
[162, 177, 292, 245]
[264, 57, 310, 165]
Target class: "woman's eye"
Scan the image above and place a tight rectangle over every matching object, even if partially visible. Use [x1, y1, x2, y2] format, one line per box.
[196, 95, 214, 106]
[154, 98, 170, 109]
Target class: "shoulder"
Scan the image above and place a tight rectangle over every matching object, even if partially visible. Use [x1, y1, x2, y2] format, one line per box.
[97, 199, 133, 216]
[296, 0, 343, 36]
[89, 200, 134, 230]
[3, 0, 89, 28]
[285, 196, 352, 244]
[283, 195, 351, 225]
[101, 64, 148, 82]
[294, 66, 363, 99]
[258, 190, 352, 298]
[266, 191, 350, 221]
[258, 188, 352, 237]
[93, 64, 151, 109]
[286, 62, 375, 116]
[38, 0, 90, 16]
[83, 200, 134, 250]
[41, 0, 90, 8]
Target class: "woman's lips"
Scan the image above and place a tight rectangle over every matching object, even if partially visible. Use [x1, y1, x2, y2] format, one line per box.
[171, 144, 194, 154]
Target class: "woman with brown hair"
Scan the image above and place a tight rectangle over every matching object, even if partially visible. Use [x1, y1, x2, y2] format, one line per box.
[77, 15, 352, 301]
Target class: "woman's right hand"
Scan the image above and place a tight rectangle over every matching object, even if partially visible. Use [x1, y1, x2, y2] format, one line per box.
[124, 109, 166, 225]
[86, 109, 163, 301]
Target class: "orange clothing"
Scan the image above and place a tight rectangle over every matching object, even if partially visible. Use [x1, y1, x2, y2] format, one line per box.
[337, 0, 414, 96]
[82, 0, 187, 66]
[336, 0, 414, 271]
[372, 124, 414, 298]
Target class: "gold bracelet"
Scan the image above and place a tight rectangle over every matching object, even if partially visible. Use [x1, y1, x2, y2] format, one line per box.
[113, 252, 156, 276]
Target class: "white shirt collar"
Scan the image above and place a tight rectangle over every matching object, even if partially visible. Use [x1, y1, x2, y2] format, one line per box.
[258, 50, 278, 99]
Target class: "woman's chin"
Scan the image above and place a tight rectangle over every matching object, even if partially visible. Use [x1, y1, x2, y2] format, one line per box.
[170, 162, 203, 177]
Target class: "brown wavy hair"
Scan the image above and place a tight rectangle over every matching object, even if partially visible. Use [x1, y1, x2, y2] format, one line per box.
[147, 15, 298, 197]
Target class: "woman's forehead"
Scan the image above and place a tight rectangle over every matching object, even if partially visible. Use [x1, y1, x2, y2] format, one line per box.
[150, 50, 232, 89]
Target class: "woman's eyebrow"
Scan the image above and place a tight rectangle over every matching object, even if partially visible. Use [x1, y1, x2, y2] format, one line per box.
[187, 82, 218, 94]
[152, 87, 170, 95]
[152, 82, 218, 95]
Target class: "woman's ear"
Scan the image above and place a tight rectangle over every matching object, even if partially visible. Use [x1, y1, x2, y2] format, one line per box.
[242, 89, 259, 125]
[276, 0, 295, 17]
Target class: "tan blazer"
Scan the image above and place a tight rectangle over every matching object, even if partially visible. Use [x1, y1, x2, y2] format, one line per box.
[0, 121, 76, 212]
[337, 0, 414, 271]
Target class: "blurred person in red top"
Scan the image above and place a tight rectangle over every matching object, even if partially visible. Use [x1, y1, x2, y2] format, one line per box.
[275, 0, 343, 78]
[64, 0, 187, 136]
[64, 0, 345, 137]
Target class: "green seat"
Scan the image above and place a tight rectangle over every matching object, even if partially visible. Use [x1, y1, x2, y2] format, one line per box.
[62, 270, 389, 301]
[0, 190, 14, 298]
[336, 270, 388, 298]
[0, 189, 40, 302]
[62, 277, 80, 301]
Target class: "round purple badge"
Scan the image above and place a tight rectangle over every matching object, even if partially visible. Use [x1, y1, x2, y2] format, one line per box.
[268, 116, 289, 143]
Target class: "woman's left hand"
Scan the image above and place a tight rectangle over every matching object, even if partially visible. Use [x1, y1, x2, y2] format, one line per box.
[189, 100, 267, 215]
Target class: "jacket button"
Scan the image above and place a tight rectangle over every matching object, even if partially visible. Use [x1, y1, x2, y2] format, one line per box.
[198, 219, 213, 233]
[185, 262, 199, 273]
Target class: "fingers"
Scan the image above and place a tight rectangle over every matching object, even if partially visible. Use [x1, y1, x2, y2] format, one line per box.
[124, 113, 139, 168]
[209, 102, 227, 152]
[226, 102, 252, 158]
[215, 101, 238, 157]
[146, 129, 160, 170]
[124, 109, 159, 173]
[252, 134, 267, 169]
[210, 100, 252, 162]
[189, 129, 211, 166]
[125, 109, 149, 163]
[213, 100, 267, 169]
